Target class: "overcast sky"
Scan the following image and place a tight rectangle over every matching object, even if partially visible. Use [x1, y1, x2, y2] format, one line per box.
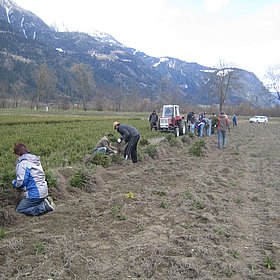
[14, 0, 280, 82]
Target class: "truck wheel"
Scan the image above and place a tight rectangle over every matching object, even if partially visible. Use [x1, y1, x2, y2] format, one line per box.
[174, 127, 179, 137]
[179, 122, 186, 135]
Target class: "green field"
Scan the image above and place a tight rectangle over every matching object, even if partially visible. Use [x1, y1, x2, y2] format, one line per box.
[0, 109, 160, 187]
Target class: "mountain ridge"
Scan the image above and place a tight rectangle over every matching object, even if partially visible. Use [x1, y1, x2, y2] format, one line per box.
[0, 0, 273, 109]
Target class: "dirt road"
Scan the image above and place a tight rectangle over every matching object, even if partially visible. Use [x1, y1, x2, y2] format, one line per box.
[1, 119, 279, 279]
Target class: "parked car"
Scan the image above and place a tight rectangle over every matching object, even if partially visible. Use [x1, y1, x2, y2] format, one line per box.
[249, 116, 268, 123]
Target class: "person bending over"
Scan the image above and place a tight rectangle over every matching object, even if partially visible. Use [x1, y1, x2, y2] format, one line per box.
[113, 122, 140, 163]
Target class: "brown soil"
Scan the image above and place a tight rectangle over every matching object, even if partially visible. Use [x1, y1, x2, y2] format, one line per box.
[1, 120, 280, 280]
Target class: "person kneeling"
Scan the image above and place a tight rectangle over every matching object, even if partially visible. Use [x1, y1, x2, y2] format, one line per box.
[12, 143, 54, 216]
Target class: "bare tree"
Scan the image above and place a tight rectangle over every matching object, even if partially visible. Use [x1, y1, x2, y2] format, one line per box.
[207, 59, 237, 112]
[0, 79, 8, 108]
[94, 89, 106, 111]
[70, 64, 95, 111]
[265, 64, 280, 101]
[33, 62, 57, 109]
[12, 80, 24, 108]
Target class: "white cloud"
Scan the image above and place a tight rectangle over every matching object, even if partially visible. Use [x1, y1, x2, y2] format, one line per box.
[203, 0, 230, 13]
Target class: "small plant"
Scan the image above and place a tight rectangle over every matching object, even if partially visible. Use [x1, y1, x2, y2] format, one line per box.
[194, 199, 205, 209]
[165, 133, 175, 142]
[231, 250, 240, 259]
[234, 197, 243, 204]
[69, 169, 89, 188]
[139, 138, 149, 146]
[187, 132, 194, 138]
[225, 268, 236, 278]
[160, 201, 167, 208]
[169, 137, 178, 147]
[189, 139, 206, 157]
[214, 227, 225, 235]
[0, 170, 15, 189]
[145, 144, 158, 159]
[264, 255, 276, 270]
[111, 205, 121, 215]
[181, 222, 193, 229]
[181, 135, 191, 143]
[91, 153, 111, 168]
[110, 205, 127, 220]
[185, 190, 193, 199]
[111, 154, 124, 165]
[33, 242, 45, 254]
[152, 190, 166, 196]
[136, 150, 144, 162]
[0, 228, 7, 239]
[45, 170, 57, 188]
[116, 214, 127, 220]
[124, 192, 136, 199]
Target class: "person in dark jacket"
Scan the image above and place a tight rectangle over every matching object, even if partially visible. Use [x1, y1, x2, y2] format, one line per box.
[149, 110, 159, 131]
[232, 114, 237, 127]
[113, 122, 140, 163]
[12, 142, 54, 216]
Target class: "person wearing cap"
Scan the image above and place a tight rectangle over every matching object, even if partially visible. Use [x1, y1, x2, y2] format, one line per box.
[113, 122, 140, 163]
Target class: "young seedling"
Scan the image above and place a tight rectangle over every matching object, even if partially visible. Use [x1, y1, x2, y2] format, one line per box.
[264, 256, 276, 270]
[0, 228, 7, 240]
[33, 242, 45, 254]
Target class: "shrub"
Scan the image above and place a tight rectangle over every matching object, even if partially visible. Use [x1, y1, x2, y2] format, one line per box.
[0, 170, 15, 190]
[139, 138, 149, 146]
[169, 137, 178, 147]
[189, 139, 206, 157]
[91, 153, 111, 168]
[69, 169, 89, 188]
[165, 134, 175, 142]
[181, 135, 190, 144]
[111, 154, 124, 164]
[45, 170, 57, 188]
[187, 132, 194, 138]
[145, 144, 158, 159]
[136, 150, 144, 162]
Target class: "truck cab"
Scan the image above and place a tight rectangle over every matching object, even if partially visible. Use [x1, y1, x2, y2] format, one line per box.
[158, 105, 186, 137]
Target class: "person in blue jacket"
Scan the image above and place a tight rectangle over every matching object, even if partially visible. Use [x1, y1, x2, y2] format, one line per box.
[12, 142, 54, 216]
[113, 122, 140, 163]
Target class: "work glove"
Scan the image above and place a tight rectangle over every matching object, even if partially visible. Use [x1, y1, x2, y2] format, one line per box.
[117, 138, 122, 143]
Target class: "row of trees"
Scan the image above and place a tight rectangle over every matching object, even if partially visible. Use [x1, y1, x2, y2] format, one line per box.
[0, 60, 279, 113]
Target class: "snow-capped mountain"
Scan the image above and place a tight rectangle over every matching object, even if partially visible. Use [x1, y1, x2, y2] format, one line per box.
[0, 0, 273, 107]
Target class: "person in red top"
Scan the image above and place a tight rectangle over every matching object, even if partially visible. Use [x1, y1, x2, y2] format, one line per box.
[217, 112, 230, 149]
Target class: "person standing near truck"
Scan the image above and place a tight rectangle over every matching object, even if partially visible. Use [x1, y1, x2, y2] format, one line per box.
[149, 110, 159, 131]
[113, 122, 140, 163]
